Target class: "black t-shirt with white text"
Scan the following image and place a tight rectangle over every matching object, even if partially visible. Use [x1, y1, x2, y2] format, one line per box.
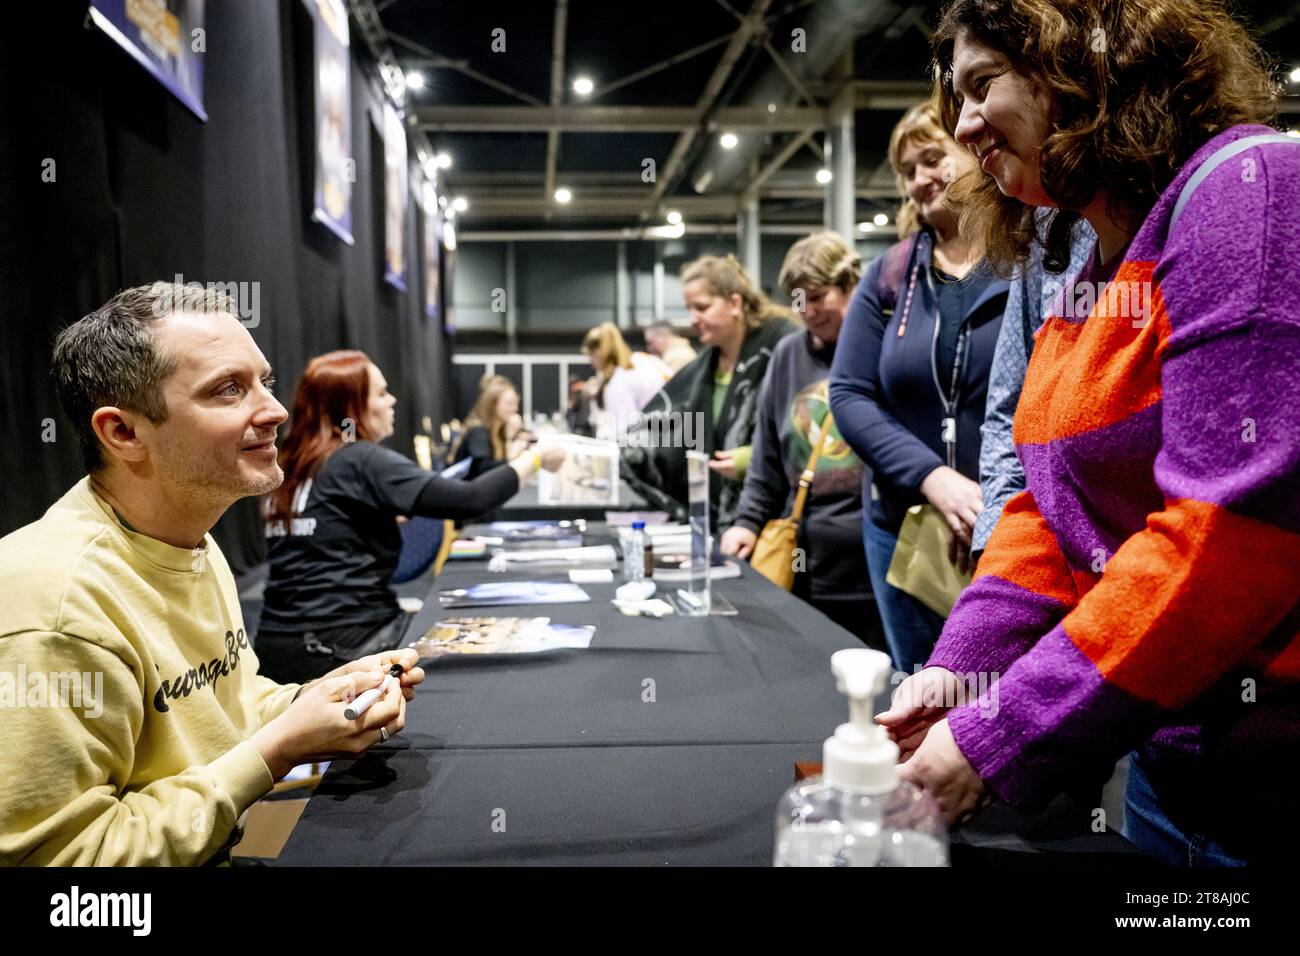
[259, 441, 436, 633]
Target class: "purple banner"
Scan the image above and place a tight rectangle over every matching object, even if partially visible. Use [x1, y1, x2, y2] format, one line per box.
[89, 0, 206, 121]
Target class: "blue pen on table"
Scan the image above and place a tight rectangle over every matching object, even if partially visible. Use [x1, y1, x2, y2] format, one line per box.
[343, 663, 404, 720]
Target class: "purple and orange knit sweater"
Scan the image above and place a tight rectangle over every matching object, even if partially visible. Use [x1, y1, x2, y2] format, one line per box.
[928, 125, 1300, 843]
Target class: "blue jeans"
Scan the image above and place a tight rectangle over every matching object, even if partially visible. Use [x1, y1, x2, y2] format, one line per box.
[862, 518, 946, 673]
[1122, 753, 1248, 867]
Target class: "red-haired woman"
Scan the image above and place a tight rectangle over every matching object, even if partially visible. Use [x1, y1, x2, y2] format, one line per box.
[256, 351, 563, 682]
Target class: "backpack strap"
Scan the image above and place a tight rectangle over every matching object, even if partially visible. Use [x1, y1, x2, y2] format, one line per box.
[1170, 133, 1300, 232]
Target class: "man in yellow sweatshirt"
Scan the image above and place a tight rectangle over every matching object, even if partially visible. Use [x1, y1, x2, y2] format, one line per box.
[0, 282, 424, 865]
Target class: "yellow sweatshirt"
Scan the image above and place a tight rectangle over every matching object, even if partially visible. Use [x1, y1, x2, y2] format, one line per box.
[0, 478, 300, 865]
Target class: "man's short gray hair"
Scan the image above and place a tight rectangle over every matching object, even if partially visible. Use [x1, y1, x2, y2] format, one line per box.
[52, 282, 239, 472]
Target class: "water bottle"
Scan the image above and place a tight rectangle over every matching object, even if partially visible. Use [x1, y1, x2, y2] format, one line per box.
[626, 520, 647, 583]
[774, 648, 949, 866]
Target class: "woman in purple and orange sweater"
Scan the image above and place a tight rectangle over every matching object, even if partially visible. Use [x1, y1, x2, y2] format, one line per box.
[878, 0, 1300, 866]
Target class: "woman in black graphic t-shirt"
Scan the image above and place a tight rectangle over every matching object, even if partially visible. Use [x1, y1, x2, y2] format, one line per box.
[257, 351, 563, 683]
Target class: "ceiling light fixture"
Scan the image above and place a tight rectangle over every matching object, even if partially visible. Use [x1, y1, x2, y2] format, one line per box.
[720, 132, 739, 149]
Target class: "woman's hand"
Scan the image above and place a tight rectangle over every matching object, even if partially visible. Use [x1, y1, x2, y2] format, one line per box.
[538, 446, 566, 472]
[897, 718, 991, 827]
[875, 666, 961, 762]
[920, 466, 982, 557]
[720, 526, 758, 559]
[708, 449, 739, 480]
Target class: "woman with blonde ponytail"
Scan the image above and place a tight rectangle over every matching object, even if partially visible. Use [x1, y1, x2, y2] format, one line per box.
[623, 254, 797, 527]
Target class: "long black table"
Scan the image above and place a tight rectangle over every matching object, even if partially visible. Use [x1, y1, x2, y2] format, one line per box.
[276, 531, 1145, 866]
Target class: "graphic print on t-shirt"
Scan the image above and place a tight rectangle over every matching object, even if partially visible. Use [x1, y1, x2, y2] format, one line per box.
[788, 380, 862, 496]
[264, 478, 317, 537]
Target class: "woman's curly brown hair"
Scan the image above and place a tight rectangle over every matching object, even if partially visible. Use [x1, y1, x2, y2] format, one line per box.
[932, 0, 1281, 274]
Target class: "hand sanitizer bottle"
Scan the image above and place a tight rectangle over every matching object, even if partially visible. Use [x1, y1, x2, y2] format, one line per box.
[773, 648, 949, 866]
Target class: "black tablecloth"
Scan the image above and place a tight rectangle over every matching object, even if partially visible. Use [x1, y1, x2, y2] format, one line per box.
[276, 532, 1144, 866]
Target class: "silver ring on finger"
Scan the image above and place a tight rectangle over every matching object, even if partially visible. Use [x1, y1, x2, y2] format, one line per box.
[379, 725, 390, 743]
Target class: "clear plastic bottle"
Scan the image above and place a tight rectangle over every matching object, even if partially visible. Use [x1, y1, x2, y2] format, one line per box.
[626, 521, 647, 583]
[774, 648, 949, 866]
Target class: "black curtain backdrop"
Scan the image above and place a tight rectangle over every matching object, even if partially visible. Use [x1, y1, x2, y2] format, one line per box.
[0, 1, 453, 574]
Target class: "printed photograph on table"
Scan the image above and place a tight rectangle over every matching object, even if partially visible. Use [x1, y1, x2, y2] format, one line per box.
[410, 617, 595, 656]
[88, 0, 206, 120]
[438, 580, 592, 609]
[305, 0, 353, 244]
[536, 435, 620, 505]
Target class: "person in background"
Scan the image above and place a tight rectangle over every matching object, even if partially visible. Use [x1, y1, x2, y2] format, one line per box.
[257, 351, 563, 683]
[971, 209, 1094, 561]
[448, 376, 531, 480]
[643, 319, 697, 373]
[880, 0, 1300, 866]
[0, 284, 423, 865]
[581, 321, 671, 442]
[624, 255, 798, 528]
[721, 233, 884, 650]
[829, 100, 1010, 674]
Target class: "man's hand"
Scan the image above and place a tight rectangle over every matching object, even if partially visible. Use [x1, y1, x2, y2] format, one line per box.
[897, 717, 991, 827]
[323, 646, 424, 701]
[252, 669, 408, 780]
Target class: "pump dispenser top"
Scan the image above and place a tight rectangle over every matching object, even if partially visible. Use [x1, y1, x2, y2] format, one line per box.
[823, 648, 899, 795]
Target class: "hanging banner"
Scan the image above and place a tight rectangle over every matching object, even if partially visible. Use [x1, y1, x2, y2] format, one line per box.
[383, 100, 409, 290]
[422, 180, 442, 320]
[305, 0, 354, 244]
[88, 0, 207, 121]
[442, 221, 457, 333]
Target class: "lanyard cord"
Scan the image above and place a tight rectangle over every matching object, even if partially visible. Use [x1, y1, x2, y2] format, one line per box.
[895, 260, 923, 338]
[895, 246, 967, 469]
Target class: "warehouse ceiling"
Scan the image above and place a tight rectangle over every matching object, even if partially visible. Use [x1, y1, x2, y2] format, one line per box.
[355, 0, 1300, 235]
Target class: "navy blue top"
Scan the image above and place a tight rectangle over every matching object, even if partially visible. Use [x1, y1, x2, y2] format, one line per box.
[829, 229, 1009, 533]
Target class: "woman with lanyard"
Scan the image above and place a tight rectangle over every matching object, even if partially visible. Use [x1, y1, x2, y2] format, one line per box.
[257, 351, 563, 683]
[830, 101, 1010, 674]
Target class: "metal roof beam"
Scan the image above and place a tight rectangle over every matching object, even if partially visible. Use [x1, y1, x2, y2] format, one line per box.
[413, 104, 826, 133]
